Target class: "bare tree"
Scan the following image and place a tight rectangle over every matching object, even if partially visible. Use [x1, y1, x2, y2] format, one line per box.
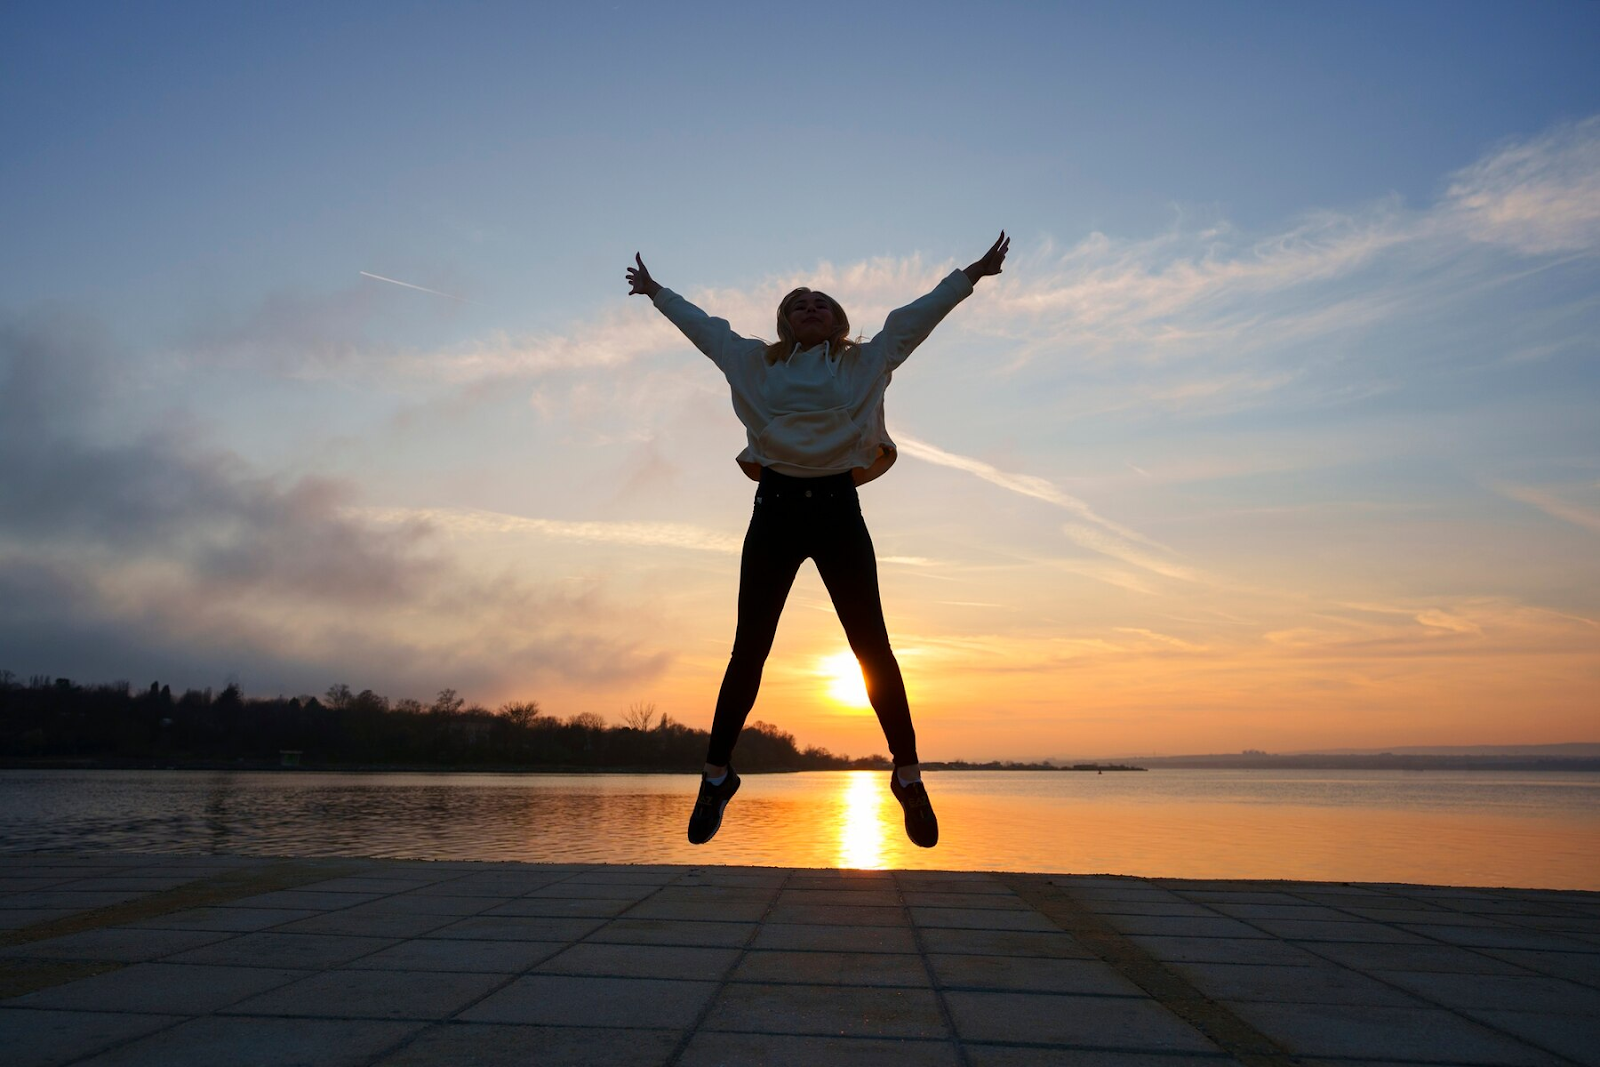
[622, 701, 657, 732]
[499, 700, 542, 729]
[430, 688, 465, 716]
[568, 711, 607, 731]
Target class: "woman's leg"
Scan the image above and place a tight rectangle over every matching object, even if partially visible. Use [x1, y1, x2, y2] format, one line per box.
[813, 508, 919, 768]
[705, 506, 805, 766]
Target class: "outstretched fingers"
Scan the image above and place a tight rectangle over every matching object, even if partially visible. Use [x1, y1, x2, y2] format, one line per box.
[626, 252, 656, 296]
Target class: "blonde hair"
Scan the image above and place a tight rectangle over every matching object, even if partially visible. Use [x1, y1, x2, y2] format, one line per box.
[764, 287, 859, 363]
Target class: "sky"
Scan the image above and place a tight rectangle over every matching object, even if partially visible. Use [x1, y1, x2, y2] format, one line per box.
[2, 1, 1598, 760]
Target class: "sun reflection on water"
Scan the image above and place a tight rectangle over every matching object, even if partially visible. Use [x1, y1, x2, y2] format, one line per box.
[837, 770, 891, 869]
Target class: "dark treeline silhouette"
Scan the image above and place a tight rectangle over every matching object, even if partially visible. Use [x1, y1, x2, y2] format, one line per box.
[0, 672, 887, 773]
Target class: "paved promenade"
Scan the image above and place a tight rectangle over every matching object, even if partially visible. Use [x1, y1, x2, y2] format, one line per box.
[1, 854, 1596, 1066]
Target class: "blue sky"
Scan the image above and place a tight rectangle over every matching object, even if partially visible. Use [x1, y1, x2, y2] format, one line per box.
[2, 1, 1597, 757]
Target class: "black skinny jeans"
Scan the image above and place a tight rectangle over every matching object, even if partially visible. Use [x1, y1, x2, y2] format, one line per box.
[707, 468, 919, 769]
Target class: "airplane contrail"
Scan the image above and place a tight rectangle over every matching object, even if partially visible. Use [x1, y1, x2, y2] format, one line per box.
[358, 271, 474, 303]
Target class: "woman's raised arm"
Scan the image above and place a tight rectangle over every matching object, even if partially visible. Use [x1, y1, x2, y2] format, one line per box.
[629, 252, 762, 371]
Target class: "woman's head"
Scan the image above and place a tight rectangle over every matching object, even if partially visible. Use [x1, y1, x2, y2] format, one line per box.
[774, 287, 852, 354]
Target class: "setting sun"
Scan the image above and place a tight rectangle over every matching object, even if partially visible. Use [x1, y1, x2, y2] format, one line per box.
[819, 651, 871, 709]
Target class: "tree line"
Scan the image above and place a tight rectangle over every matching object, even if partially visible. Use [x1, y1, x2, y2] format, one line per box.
[0, 672, 888, 772]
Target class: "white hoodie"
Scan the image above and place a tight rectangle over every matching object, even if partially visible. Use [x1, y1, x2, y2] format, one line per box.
[652, 269, 973, 484]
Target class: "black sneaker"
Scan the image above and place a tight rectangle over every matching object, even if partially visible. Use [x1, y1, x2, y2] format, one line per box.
[687, 768, 740, 845]
[890, 773, 939, 848]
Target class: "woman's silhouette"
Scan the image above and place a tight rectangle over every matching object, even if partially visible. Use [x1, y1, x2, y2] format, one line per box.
[627, 233, 1009, 847]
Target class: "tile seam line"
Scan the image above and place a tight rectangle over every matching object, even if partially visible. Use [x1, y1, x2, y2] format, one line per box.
[356, 863, 705, 1067]
[897, 868, 976, 1067]
[662, 866, 797, 1067]
[1003, 873, 1298, 1067]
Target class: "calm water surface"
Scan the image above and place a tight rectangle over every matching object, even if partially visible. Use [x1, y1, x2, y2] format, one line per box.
[2, 768, 1595, 889]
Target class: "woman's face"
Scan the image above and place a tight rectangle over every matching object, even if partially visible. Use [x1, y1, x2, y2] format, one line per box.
[785, 292, 839, 349]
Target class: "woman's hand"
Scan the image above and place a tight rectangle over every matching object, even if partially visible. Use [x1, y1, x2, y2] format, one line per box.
[627, 253, 661, 298]
[963, 231, 1010, 285]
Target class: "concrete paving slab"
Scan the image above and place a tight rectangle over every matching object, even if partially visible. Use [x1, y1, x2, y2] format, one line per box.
[750, 921, 918, 953]
[1303, 939, 1539, 976]
[787, 872, 896, 891]
[625, 900, 770, 923]
[1343, 906, 1505, 926]
[702, 980, 948, 1038]
[0, 927, 231, 962]
[0, 909, 77, 928]
[71, 1015, 422, 1067]
[351, 893, 497, 916]
[732, 948, 930, 988]
[123, 906, 320, 932]
[423, 915, 604, 942]
[1401, 923, 1594, 952]
[767, 903, 904, 926]
[1167, 961, 1426, 1007]
[2, 891, 150, 910]
[56, 876, 200, 892]
[943, 990, 1222, 1052]
[274, 908, 459, 939]
[9, 961, 310, 1014]
[224, 967, 504, 1020]
[917, 926, 1091, 958]
[373, 1022, 683, 1067]
[220, 889, 385, 910]
[909, 906, 1078, 933]
[1205, 903, 1358, 922]
[775, 888, 903, 908]
[533, 941, 739, 979]
[165, 930, 399, 969]
[928, 952, 1144, 996]
[292, 876, 456, 894]
[650, 885, 778, 905]
[1125, 933, 1326, 966]
[1241, 917, 1432, 943]
[588, 917, 758, 949]
[965, 1050, 1242, 1067]
[461, 973, 718, 1028]
[347, 936, 564, 973]
[678, 1031, 960, 1066]
[480, 896, 640, 918]
[1375, 969, 1600, 1014]
[1082, 899, 1225, 918]
[1223, 1000, 1562, 1064]
[0, 1007, 184, 1067]
[1461, 1008, 1600, 1066]
[1505, 914, 1600, 934]
[899, 890, 1032, 910]
[1176, 890, 1310, 905]
[1103, 914, 1273, 939]
[526, 881, 657, 900]
[1482, 947, 1600, 985]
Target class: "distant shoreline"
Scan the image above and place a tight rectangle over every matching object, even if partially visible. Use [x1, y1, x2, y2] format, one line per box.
[6, 756, 1598, 773]
[0, 758, 1147, 774]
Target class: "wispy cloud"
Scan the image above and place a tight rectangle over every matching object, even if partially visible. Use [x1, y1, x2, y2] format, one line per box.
[894, 434, 1199, 582]
[1440, 116, 1600, 254]
[1491, 480, 1600, 535]
[361, 506, 743, 554]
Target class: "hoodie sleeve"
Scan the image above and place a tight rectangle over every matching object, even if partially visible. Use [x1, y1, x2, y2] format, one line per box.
[652, 288, 765, 373]
[870, 269, 975, 370]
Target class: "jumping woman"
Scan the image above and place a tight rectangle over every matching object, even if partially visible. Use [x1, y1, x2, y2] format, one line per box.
[626, 232, 1010, 848]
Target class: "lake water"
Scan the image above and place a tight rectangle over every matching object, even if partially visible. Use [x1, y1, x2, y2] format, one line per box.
[2, 768, 1596, 889]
